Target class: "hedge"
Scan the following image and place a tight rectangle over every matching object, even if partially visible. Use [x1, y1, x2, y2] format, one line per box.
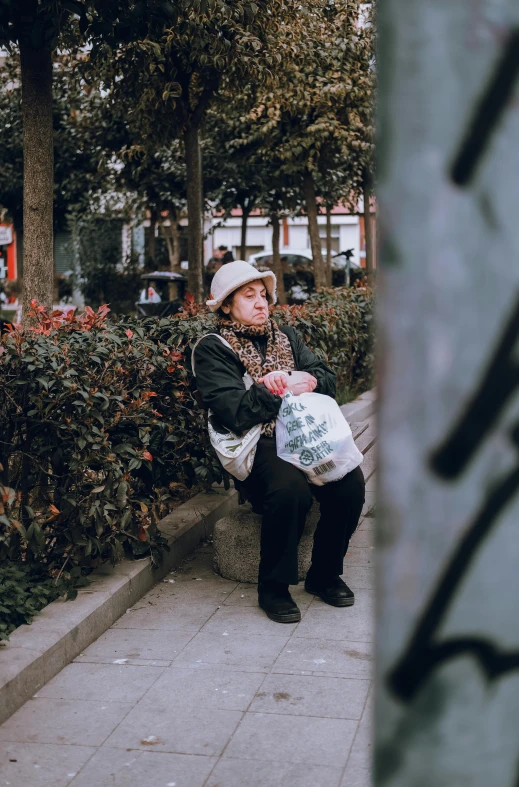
[0, 288, 373, 631]
[271, 287, 374, 403]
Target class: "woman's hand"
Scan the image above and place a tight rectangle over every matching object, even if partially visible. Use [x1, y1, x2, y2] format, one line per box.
[259, 371, 289, 396]
[286, 372, 318, 396]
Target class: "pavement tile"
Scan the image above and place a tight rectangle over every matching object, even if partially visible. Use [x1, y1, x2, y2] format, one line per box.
[113, 600, 220, 631]
[75, 627, 195, 663]
[273, 637, 373, 678]
[249, 673, 370, 719]
[0, 480, 375, 783]
[36, 662, 165, 703]
[164, 568, 232, 586]
[361, 491, 376, 516]
[296, 600, 374, 642]
[143, 582, 236, 606]
[167, 556, 231, 587]
[152, 660, 265, 675]
[0, 698, 133, 747]
[340, 763, 373, 787]
[174, 631, 290, 671]
[0, 742, 95, 787]
[206, 757, 344, 787]
[103, 704, 242, 757]
[344, 546, 375, 567]
[146, 550, 234, 588]
[68, 747, 216, 787]
[200, 605, 299, 637]
[346, 685, 373, 771]
[349, 529, 374, 548]
[341, 566, 375, 590]
[365, 474, 376, 492]
[74, 657, 172, 668]
[141, 666, 265, 711]
[361, 450, 376, 483]
[223, 712, 357, 768]
[223, 583, 312, 609]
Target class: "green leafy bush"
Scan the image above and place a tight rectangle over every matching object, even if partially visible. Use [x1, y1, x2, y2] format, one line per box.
[0, 303, 220, 581]
[0, 561, 77, 641]
[271, 287, 375, 402]
[0, 287, 373, 600]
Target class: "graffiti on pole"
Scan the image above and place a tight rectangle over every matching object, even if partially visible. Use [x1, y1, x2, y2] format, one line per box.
[451, 28, 519, 186]
[388, 292, 519, 701]
[387, 25, 519, 706]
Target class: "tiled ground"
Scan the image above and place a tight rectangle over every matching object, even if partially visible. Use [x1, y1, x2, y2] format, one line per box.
[0, 463, 375, 787]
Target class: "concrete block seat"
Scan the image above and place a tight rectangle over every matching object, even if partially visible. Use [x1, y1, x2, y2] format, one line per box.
[214, 501, 321, 583]
[213, 414, 376, 583]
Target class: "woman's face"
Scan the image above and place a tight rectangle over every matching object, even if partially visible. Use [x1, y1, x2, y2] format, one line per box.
[222, 280, 269, 326]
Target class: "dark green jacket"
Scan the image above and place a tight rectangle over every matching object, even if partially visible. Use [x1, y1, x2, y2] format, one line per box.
[193, 326, 336, 434]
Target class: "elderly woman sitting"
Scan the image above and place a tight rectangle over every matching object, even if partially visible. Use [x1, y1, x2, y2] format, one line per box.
[193, 261, 365, 624]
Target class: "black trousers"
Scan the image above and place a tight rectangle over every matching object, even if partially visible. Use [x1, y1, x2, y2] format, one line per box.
[243, 437, 366, 586]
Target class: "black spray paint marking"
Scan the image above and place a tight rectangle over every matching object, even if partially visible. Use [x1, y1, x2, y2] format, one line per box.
[388, 460, 519, 700]
[431, 294, 519, 479]
[388, 293, 519, 701]
[451, 28, 519, 186]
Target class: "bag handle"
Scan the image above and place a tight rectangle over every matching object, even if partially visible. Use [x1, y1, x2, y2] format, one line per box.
[191, 333, 235, 376]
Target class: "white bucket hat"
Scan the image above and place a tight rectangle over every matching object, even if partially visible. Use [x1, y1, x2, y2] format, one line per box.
[206, 260, 277, 312]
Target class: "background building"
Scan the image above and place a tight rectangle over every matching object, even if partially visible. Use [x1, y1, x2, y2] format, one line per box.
[0, 199, 376, 289]
[207, 199, 376, 266]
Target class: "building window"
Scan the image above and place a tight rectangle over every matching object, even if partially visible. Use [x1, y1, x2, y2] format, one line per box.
[319, 229, 340, 254]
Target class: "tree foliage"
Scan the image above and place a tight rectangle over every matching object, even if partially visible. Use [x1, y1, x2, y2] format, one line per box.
[89, 0, 299, 300]
[0, 53, 113, 232]
[232, 0, 375, 285]
[0, 0, 375, 309]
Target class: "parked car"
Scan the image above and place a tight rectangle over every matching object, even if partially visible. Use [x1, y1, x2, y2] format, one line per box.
[248, 248, 361, 303]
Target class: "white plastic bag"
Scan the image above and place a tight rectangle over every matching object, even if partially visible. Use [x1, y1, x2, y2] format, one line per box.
[276, 392, 363, 485]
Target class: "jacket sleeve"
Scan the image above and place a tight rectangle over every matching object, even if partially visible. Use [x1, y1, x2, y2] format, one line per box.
[193, 335, 283, 433]
[282, 326, 337, 399]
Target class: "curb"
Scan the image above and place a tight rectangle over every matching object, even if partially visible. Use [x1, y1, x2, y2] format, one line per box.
[340, 387, 376, 423]
[0, 484, 239, 725]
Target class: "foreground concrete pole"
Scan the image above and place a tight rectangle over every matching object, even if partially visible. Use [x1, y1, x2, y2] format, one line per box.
[376, 3, 519, 785]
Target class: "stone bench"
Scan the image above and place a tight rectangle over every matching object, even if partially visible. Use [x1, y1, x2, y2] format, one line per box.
[213, 416, 376, 583]
[214, 501, 321, 583]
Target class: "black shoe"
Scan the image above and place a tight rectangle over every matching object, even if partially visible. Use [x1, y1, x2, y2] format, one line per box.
[304, 576, 355, 607]
[258, 582, 301, 624]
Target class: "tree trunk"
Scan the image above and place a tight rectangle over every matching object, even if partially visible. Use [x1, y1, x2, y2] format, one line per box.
[184, 124, 204, 302]
[363, 178, 374, 286]
[159, 209, 182, 300]
[169, 220, 182, 301]
[69, 212, 84, 308]
[303, 172, 326, 288]
[19, 40, 54, 320]
[161, 222, 175, 267]
[171, 219, 181, 272]
[159, 208, 181, 273]
[271, 214, 286, 305]
[326, 204, 333, 286]
[240, 205, 250, 261]
[147, 207, 157, 267]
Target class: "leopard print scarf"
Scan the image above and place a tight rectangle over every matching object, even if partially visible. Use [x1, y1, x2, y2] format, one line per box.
[217, 317, 295, 437]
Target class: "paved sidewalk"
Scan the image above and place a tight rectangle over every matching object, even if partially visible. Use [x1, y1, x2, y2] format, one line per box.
[0, 461, 375, 787]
